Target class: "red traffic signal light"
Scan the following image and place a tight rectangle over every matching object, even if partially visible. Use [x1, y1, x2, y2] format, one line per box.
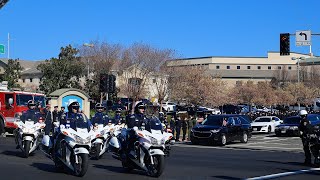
[280, 33, 290, 56]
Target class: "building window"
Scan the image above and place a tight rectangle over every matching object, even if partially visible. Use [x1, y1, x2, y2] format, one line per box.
[23, 79, 25, 83]
[268, 66, 272, 70]
[227, 66, 230, 69]
[153, 79, 156, 83]
[257, 66, 261, 70]
[278, 66, 282, 70]
[288, 66, 292, 70]
[247, 66, 251, 70]
[216, 65, 220, 69]
[30, 78, 33, 82]
[237, 66, 241, 69]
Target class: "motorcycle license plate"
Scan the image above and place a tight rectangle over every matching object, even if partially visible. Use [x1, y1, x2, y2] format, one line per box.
[25, 121, 34, 126]
[253, 128, 257, 131]
[281, 130, 286, 133]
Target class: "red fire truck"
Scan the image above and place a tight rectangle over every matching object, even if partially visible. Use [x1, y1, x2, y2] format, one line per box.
[0, 90, 46, 133]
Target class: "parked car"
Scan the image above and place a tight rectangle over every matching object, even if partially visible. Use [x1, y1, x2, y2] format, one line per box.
[275, 114, 320, 136]
[251, 116, 282, 133]
[161, 102, 176, 112]
[190, 115, 252, 146]
[198, 106, 221, 115]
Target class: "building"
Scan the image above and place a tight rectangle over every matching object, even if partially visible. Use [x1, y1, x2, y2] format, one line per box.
[166, 52, 312, 86]
[0, 58, 43, 91]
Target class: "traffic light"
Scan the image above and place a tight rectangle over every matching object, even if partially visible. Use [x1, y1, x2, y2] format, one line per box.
[108, 74, 116, 93]
[99, 73, 108, 92]
[280, 33, 290, 56]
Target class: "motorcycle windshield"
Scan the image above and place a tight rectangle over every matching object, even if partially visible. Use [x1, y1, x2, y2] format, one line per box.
[145, 117, 163, 132]
[75, 114, 90, 131]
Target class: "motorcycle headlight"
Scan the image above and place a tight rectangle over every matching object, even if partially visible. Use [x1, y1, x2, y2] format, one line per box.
[74, 135, 91, 144]
[210, 129, 220, 133]
[150, 136, 160, 145]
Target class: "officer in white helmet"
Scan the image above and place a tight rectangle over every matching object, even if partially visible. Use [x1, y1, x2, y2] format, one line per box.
[298, 110, 313, 165]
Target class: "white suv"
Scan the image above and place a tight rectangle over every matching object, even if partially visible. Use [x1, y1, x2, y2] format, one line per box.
[161, 102, 176, 112]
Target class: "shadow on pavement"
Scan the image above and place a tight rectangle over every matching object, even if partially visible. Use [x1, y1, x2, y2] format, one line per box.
[31, 162, 57, 173]
[1, 150, 25, 158]
[211, 175, 241, 180]
[92, 164, 146, 176]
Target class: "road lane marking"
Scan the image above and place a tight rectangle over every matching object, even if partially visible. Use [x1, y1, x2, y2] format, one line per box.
[246, 168, 320, 180]
[174, 144, 303, 153]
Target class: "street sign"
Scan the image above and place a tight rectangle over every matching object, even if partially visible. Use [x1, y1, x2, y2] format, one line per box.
[296, 30, 311, 46]
[0, 44, 4, 54]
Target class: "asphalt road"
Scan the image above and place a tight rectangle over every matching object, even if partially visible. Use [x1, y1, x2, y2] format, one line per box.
[0, 135, 319, 180]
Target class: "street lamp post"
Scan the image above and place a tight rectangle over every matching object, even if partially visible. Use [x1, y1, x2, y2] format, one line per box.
[291, 56, 306, 111]
[83, 43, 94, 96]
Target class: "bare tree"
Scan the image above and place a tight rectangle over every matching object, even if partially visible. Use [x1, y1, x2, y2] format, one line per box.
[79, 41, 123, 101]
[117, 43, 175, 112]
[168, 66, 228, 107]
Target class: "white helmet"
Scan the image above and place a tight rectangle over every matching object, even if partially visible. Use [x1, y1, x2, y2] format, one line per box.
[299, 110, 308, 116]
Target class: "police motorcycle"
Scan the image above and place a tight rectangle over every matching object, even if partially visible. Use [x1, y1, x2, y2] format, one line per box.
[309, 125, 320, 166]
[44, 115, 93, 177]
[108, 117, 170, 177]
[90, 120, 115, 160]
[14, 115, 46, 158]
[162, 123, 175, 157]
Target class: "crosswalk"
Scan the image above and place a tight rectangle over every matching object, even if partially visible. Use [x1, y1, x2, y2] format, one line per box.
[175, 134, 304, 153]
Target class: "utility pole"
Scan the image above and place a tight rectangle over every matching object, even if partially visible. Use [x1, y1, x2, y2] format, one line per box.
[7, 33, 9, 59]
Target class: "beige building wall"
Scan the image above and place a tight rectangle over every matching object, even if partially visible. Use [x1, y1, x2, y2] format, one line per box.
[166, 52, 311, 87]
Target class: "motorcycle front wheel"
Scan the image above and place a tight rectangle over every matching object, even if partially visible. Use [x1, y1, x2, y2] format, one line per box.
[93, 144, 102, 160]
[147, 155, 165, 177]
[74, 153, 89, 177]
[23, 141, 31, 158]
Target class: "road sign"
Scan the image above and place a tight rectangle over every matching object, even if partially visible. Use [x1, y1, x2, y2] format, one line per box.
[0, 44, 4, 54]
[296, 30, 311, 46]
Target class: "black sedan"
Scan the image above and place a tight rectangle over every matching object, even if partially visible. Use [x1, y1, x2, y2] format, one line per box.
[190, 115, 252, 146]
[275, 114, 320, 136]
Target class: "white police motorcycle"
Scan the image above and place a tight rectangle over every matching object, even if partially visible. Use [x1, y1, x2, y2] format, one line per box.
[43, 119, 92, 177]
[14, 117, 46, 158]
[108, 117, 172, 177]
[90, 122, 116, 160]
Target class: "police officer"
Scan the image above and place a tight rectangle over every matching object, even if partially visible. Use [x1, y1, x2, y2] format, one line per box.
[175, 114, 182, 142]
[91, 103, 109, 126]
[125, 101, 147, 159]
[182, 116, 188, 141]
[114, 108, 123, 125]
[298, 110, 313, 165]
[58, 106, 65, 119]
[54, 102, 91, 152]
[188, 115, 196, 141]
[43, 104, 53, 136]
[52, 106, 59, 122]
[15, 100, 40, 149]
[169, 115, 176, 140]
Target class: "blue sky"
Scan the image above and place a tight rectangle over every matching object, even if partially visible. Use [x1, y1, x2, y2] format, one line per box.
[0, 0, 319, 60]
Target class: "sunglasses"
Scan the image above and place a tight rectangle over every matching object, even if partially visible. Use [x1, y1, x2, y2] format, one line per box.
[72, 106, 80, 110]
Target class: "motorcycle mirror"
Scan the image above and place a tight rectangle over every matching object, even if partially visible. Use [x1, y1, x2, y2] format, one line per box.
[169, 140, 175, 145]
